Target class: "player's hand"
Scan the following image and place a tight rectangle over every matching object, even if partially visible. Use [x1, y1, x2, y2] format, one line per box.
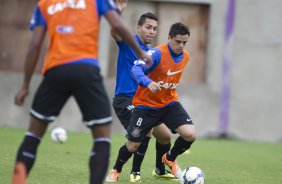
[148, 82, 161, 93]
[115, 0, 128, 12]
[14, 87, 29, 106]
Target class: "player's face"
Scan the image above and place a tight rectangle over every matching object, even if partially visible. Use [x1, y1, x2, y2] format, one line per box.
[137, 18, 158, 45]
[168, 34, 189, 55]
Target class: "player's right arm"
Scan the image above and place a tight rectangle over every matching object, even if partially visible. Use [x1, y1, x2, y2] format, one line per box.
[101, 0, 150, 62]
[131, 49, 162, 93]
[15, 6, 46, 106]
[111, 0, 128, 41]
[105, 10, 151, 63]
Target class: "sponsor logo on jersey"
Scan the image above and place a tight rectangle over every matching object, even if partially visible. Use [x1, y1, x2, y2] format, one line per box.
[134, 59, 146, 65]
[56, 25, 73, 33]
[167, 68, 183, 76]
[156, 81, 179, 89]
[147, 50, 155, 56]
[48, 0, 86, 15]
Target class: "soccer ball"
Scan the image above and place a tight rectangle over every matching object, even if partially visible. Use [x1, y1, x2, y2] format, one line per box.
[51, 127, 67, 143]
[180, 166, 205, 184]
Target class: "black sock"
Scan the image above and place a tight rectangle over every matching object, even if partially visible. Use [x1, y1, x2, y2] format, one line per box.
[113, 144, 134, 173]
[131, 137, 151, 173]
[89, 138, 111, 184]
[167, 136, 194, 161]
[16, 132, 41, 175]
[155, 141, 171, 174]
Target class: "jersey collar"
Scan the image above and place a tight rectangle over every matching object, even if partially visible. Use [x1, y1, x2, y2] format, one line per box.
[134, 34, 150, 51]
[168, 43, 183, 57]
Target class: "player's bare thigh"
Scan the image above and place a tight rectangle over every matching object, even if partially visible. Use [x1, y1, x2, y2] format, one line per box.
[152, 123, 172, 144]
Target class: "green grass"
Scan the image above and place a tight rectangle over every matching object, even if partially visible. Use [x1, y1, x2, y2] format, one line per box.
[1, 127, 282, 184]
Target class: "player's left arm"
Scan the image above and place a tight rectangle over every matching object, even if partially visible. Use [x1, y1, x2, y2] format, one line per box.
[131, 49, 161, 92]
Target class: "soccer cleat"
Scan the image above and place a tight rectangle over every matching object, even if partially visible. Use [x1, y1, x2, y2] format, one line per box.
[105, 169, 121, 182]
[11, 162, 27, 184]
[152, 169, 179, 180]
[129, 172, 141, 182]
[162, 153, 182, 179]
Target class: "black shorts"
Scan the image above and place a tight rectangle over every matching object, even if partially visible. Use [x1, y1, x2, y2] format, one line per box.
[112, 95, 134, 129]
[30, 63, 112, 126]
[127, 102, 193, 142]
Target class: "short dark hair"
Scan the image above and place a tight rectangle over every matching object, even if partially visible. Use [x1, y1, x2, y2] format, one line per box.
[169, 22, 190, 38]
[138, 12, 158, 26]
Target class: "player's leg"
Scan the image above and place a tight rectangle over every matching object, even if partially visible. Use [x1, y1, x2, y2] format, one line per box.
[168, 124, 196, 161]
[112, 95, 151, 182]
[161, 102, 196, 179]
[72, 64, 112, 184]
[162, 124, 195, 179]
[106, 107, 158, 182]
[88, 124, 112, 184]
[130, 130, 152, 182]
[151, 124, 177, 179]
[11, 117, 48, 184]
[106, 110, 145, 182]
[106, 140, 141, 183]
[12, 67, 70, 184]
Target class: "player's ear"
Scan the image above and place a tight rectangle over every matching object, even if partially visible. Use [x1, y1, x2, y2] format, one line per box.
[168, 35, 172, 41]
[137, 25, 141, 33]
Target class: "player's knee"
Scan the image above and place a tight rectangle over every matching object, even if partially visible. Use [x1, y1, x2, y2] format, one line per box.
[89, 124, 111, 138]
[182, 127, 196, 142]
[156, 133, 171, 144]
[153, 127, 171, 144]
[183, 131, 196, 142]
[163, 130, 172, 143]
[126, 141, 140, 152]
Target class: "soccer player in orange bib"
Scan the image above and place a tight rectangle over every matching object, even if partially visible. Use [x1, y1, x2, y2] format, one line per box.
[109, 22, 196, 180]
[11, 0, 151, 184]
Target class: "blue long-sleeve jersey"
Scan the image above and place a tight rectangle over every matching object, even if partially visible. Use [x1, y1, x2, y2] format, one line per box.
[114, 35, 151, 97]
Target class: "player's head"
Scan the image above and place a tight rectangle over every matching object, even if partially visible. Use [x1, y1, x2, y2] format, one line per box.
[137, 12, 158, 45]
[168, 22, 190, 55]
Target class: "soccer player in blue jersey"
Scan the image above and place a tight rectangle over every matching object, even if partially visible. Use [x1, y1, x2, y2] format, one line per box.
[11, 1, 151, 184]
[105, 0, 175, 182]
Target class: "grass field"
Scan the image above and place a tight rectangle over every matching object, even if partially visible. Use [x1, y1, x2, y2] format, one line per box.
[1, 127, 281, 184]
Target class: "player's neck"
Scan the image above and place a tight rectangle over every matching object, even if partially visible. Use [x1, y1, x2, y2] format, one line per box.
[136, 34, 150, 46]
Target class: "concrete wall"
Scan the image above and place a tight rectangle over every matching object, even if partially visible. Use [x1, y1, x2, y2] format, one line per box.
[0, 0, 282, 142]
[206, 0, 282, 142]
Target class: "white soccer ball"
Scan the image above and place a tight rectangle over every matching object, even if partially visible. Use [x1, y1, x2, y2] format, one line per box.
[51, 127, 68, 143]
[180, 166, 205, 184]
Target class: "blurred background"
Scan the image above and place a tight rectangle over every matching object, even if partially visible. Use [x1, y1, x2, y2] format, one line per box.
[0, 0, 281, 143]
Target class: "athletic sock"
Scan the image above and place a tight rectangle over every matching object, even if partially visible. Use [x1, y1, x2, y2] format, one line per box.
[113, 144, 134, 173]
[15, 132, 41, 176]
[167, 136, 194, 161]
[89, 137, 111, 184]
[155, 141, 171, 174]
[131, 136, 151, 173]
